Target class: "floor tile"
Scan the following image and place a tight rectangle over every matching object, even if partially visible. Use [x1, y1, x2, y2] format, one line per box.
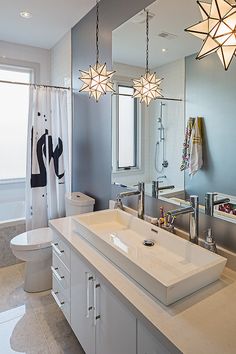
[0, 310, 50, 354]
[0, 263, 84, 354]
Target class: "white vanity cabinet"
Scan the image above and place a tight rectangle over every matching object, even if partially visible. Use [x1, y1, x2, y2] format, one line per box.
[95, 278, 136, 354]
[137, 321, 172, 354]
[71, 249, 136, 354]
[51, 232, 71, 324]
[71, 250, 95, 354]
[51, 229, 177, 354]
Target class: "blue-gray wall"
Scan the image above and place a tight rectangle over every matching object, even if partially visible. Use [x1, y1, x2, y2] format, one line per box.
[185, 53, 236, 204]
[72, 2, 236, 253]
[72, 0, 155, 210]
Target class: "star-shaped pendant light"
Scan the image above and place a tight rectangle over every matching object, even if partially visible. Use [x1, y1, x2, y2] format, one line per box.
[133, 10, 163, 106]
[185, 0, 236, 70]
[79, 0, 115, 101]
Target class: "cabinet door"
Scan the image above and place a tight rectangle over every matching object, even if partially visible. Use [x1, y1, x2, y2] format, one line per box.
[71, 250, 95, 354]
[95, 278, 136, 354]
[137, 321, 172, 354]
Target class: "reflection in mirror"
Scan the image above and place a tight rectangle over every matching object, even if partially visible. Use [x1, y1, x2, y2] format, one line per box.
[111, 0, 236, 225]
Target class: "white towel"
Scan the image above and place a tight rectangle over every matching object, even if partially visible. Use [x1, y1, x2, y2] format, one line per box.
[189, 117, 203, 177]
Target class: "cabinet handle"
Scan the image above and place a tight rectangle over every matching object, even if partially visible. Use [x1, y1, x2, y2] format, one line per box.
[86, 273, 94, 318]
[51, 266, 65, 281]
[52, 242, 65, 255]
[93, 281, 101, 326]
[51, 290, 65, 308]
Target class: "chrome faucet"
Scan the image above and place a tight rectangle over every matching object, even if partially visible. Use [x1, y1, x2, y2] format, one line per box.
[167, 195, 199, 244]
[115, 182, 145, 219]
[205, 192, 230, 216]
[152, 180, 175, 198]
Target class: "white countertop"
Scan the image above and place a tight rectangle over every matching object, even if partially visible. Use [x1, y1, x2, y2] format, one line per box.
[50, 216, 236, 354]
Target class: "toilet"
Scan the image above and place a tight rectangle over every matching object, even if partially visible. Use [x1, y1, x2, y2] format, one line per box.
[10, 228, 53, 293]
[10, 192, 95, 293]
[65, 192, 95, 216]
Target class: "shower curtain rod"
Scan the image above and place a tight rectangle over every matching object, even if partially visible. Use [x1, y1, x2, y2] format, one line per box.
[0, 79, 70, 90]
[112, 92, 182, 102]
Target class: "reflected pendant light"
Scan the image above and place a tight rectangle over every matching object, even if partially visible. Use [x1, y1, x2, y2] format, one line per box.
[185, 0, 236, 70]
[133, 10, 163, 106]
[79, 0, 115, 102]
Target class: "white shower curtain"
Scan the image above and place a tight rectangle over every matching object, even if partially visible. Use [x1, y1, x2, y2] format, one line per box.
[26, 86, 69, 230]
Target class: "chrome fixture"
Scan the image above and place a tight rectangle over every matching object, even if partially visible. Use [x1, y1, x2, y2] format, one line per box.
[143, 239, 155, 247]
[167, 195, 199, 244]
[152, 180, 175, 198]
[205, 192, 230, 217]
[155, 102, 168, 173]
[203, 228, 217, 253]
[115, 182, 145, 219]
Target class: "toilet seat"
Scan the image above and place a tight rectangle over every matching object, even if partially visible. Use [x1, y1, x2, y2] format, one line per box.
[10, 227, 53, 251]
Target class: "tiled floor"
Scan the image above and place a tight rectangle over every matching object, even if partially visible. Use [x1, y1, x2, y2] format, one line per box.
[0, 263, 85, 354]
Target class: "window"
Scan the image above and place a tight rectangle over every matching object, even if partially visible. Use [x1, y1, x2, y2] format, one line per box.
[117, 85, 138, 170]
[0, 66, 32, 180]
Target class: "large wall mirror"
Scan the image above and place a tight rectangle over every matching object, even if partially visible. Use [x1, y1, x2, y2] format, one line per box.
[111, 0, 236, 225]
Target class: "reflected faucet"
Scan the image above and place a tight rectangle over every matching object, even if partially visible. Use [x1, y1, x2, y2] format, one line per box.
[167, 195, 199, 244]
[152, 180, 175, 198]
[205, 193, 230, 217]
[115, 182, 145, 219]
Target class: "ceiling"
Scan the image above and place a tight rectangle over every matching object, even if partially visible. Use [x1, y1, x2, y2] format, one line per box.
[0, 0, 94, 49]
[113, 0, 205, 68]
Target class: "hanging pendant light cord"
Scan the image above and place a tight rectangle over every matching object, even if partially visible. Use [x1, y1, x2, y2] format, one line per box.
[96, 0, 99, 64]
[146, 10, 149, 73]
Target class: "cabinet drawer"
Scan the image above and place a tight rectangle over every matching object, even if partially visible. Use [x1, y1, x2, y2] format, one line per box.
[51, 231, 70, 269]
[52, 274, 70, 324]
[52, 251, 70, 300]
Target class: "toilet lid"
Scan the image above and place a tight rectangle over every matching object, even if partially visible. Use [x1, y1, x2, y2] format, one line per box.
[10, 227, 53, 251]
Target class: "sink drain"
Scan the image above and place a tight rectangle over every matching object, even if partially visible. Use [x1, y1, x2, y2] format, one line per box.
[143, 240, 155, 247]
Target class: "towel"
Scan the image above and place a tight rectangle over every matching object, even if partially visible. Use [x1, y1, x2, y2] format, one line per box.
[189, 117, 203, 176]
[180, 118, 195, 171]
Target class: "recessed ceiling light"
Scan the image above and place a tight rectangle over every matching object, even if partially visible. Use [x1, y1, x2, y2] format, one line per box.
[20, 11, 32, 19]
[162, 48, 167, 53]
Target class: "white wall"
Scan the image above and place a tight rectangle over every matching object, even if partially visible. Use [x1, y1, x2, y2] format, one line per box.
[111, 60, 185, 192]
[0, 34, 73, 206]
[0, 40, 51, 204]
[0, 40, 51, 84]
[51, 31, 72, 191]
[111, 62, 150, 187]
[149, 58, 185, 190]
[51, 31, 71, 86]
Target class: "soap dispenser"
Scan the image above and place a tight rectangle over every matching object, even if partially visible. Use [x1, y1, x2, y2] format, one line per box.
[203, 228, 217, 253]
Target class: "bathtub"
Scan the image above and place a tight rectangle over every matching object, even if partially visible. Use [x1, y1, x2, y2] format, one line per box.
[0, 201, 25, 226]
[0, 201, 26, 267]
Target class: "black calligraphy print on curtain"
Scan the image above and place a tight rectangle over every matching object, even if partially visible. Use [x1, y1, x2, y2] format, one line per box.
[30, 128, 65, 188]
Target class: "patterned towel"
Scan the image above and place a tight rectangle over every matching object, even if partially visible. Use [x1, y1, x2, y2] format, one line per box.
[180, 117, 203, 176]
[180, 117, 195, 171]
[189, 117, 203, 176]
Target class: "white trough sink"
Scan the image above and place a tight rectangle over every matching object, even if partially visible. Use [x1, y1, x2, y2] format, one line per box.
[73, 209, 227, 305]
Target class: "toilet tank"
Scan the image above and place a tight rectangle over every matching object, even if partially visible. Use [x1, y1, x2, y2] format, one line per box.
[65, 192, 95, 216]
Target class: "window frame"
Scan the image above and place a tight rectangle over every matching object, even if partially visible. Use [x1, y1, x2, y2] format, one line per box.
[112, 79, 143, 175]
[0, 64, 34, 182]
[0, 63, 34, 84]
